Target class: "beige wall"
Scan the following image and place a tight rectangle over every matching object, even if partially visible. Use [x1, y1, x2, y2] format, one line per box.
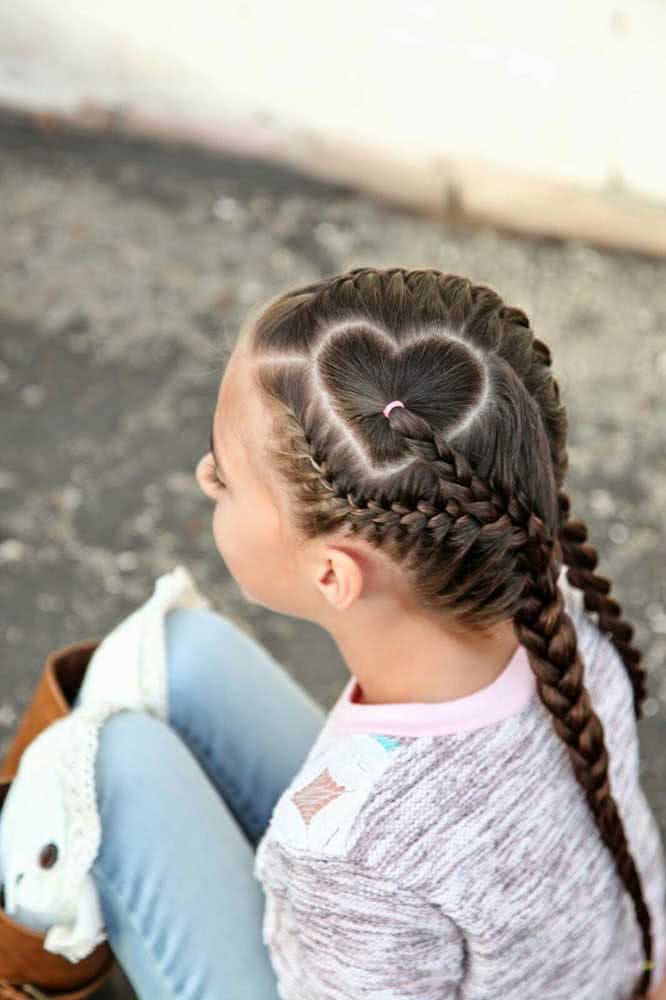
[2, 1, 665, 251]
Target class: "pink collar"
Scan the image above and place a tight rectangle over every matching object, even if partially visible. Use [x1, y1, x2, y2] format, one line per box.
[326, 642, 536, 737]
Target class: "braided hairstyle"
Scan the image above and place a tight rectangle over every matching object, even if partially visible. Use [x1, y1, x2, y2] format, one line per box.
[242, 266, 653, 998]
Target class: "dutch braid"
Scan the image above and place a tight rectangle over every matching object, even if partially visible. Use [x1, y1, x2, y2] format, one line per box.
[558, 489, 648, 721]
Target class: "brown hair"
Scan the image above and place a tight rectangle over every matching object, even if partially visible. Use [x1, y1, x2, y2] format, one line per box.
[243, 265, 652, 998]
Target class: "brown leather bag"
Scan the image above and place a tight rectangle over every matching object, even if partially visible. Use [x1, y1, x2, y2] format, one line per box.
[0, 639, 117, 999]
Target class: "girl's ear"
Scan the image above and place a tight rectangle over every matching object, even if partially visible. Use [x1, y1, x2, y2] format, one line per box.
[314, 546, 364, 611]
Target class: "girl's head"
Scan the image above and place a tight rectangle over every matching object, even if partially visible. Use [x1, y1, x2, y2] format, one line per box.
[195, 304, 482, 626]
[196, 266, 652, 997]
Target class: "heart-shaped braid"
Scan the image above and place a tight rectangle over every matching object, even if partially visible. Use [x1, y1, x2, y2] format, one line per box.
[242, 265, 653, 998]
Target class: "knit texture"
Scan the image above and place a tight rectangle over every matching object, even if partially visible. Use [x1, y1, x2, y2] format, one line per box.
[253, 589, 666, 1000]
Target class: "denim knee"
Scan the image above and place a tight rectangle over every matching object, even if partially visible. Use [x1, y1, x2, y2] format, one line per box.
[92, 711, 181, 874]
[94, 708, 179, 792]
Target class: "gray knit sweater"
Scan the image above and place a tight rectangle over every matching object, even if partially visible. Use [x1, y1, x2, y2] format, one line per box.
[253, 584, 666, 999]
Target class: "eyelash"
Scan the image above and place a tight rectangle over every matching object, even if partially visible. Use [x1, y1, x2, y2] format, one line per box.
[204, 455, 227, 492]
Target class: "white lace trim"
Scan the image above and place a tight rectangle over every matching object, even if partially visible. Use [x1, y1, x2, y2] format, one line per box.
[139, 564, 211, 720]
[55, 702, 130, 905]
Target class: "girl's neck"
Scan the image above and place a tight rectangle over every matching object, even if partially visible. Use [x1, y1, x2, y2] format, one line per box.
[332, 612, 520, 707]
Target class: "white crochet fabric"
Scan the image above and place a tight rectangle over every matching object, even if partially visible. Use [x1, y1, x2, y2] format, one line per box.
[76, 563, 211, 719]
[0, 702, 130, 962]
[0, 564, 211, 962]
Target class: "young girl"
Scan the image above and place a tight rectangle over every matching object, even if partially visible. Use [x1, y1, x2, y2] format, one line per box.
[15, 267, 666, 998]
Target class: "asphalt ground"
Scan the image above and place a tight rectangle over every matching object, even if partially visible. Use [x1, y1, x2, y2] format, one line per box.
[0, 112, 665, 998]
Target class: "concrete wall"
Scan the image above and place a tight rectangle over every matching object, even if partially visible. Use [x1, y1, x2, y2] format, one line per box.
[2, 1, 665, 254]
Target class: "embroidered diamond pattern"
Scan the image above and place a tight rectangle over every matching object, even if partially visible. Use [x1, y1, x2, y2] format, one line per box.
[291, 768, 347, 825]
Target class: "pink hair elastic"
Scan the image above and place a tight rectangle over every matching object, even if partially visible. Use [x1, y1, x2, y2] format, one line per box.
[383, 399, 405, 418]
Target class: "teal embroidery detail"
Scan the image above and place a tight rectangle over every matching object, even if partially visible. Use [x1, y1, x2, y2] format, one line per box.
[371, 734, 401, 752]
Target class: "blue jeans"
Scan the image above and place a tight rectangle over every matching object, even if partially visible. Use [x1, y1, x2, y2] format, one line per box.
[75, 607, 327, 999]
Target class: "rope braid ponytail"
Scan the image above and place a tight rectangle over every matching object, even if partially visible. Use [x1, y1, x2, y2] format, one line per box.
[244, 265, 655, 998]
[558, 490, 649, 721]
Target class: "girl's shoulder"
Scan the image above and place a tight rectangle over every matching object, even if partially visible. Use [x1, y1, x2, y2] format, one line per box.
[257, 578, 643, 897]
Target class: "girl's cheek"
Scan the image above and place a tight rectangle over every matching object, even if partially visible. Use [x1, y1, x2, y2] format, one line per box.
[212, 504, 226, 545]
[212, 512, 249, 591]
[212, 504, 238, 560]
